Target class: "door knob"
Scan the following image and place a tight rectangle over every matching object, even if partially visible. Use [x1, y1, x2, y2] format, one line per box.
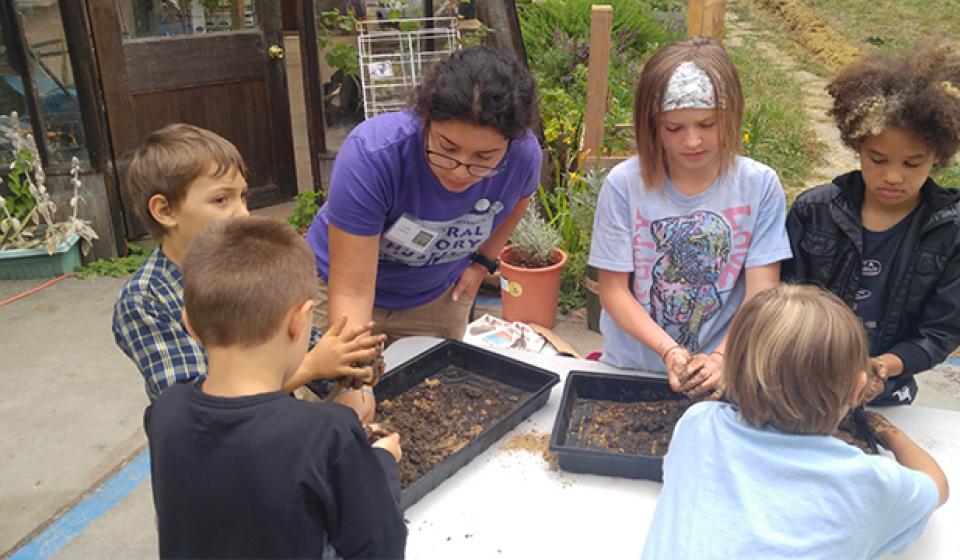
[268, 45, 285, 60]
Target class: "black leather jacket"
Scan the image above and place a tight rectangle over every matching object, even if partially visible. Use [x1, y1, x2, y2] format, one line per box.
[783, 171, 960, 404]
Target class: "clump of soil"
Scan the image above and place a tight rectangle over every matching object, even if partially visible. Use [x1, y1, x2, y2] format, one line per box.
[567, 398, 693, 457]
[835, 412, 878, 454]
[376, 366, 528, 488]
[503, 430, 558, 471]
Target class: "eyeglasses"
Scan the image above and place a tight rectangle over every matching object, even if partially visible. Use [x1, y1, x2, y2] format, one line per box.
[424, 125, 509, 178]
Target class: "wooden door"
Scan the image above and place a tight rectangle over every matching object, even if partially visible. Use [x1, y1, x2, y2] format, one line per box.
[87, 0, 296, 237]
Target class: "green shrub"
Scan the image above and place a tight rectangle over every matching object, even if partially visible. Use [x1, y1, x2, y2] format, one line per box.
[288, 191, 322, 234]
[537, 168, 606, 311]
[76, 242, 147, 279]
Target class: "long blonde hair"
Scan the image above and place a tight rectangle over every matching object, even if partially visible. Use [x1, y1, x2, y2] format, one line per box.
[633, 36, 744, 189]
[724, 285, 869, 435]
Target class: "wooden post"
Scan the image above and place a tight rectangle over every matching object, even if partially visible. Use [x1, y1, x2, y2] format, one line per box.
[475, 0, 529, 68]
[687, 0, 725, 40]
[581, 5, 613, 167]
[231, 0, 245, 30]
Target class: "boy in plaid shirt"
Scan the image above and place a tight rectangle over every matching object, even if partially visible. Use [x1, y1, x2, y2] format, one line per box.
[112, 124, 380, 418]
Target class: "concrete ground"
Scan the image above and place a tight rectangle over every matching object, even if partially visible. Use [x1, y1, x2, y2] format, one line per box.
[2, 233, 958, 558]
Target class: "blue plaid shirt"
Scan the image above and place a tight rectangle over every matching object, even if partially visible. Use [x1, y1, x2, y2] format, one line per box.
[113, 248, 322, 400]
[113, 248, 203, 400]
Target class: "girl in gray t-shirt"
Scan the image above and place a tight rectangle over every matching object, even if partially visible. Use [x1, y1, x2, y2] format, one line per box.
[588, 37, 791, 399]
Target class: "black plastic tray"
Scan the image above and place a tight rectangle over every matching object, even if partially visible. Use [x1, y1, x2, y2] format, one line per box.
[549, 372, 881, 482]
[549, 371, 687, 482]
[376, 340, 560, 509]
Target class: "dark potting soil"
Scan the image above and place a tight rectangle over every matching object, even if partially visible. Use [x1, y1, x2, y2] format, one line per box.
[835, 413, 878, 454]
[566, 398, 694, 457]
[376, 365, 529, 488]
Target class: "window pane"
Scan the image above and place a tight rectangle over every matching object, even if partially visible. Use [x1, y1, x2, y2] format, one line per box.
[13, 0, 89, 164]
[118, 0, 258, 39]
[0, 9, 32, 164]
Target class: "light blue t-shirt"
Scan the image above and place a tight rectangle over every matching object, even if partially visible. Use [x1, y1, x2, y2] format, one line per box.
[642, 402, 940, 560]
[588, 156, 791, 372]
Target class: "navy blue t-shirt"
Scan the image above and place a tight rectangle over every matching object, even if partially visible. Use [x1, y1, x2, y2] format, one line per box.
[145, 382, 407, 559]
[857, 212, 915, 353]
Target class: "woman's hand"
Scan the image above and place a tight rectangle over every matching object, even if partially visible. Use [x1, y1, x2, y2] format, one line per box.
[451, 263, 486, 302]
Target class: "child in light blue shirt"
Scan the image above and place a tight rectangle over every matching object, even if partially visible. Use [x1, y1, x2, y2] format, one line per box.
[642, 285, 947, 560]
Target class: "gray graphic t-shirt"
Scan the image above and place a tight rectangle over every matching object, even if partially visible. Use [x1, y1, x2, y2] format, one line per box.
[588, 156, 792, 373]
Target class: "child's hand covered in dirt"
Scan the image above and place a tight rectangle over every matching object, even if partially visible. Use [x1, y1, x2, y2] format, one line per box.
[663, 346, 692, 393]
[370, 430, 402, 463]
[306, 315, 387, 384]
[861, 410, 899, 449]
[679, 352, 724, 400]
[859, 358, 889, 405]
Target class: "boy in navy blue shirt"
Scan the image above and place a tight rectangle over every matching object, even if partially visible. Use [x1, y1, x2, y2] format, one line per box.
[146, 216, 406, 558]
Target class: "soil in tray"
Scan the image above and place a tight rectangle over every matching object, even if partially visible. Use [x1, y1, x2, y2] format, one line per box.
[567, 398, 694, 457]
[376, 366, 530, 488]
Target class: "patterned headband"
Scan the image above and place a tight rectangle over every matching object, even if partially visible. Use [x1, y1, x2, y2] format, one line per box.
[661, 61, 718, 112]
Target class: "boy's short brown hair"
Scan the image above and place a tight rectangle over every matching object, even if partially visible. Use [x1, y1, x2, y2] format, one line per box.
[182, 216, 315, 348]
[126, 124, 247, 239]
[724, 284, 869, 435]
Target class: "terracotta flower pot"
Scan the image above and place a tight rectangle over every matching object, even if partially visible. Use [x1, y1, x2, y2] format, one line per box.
[498, 245, 568, 328]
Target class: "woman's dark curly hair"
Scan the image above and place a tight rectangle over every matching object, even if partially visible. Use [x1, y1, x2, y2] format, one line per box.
[413, 47, 538, 140]
[827, 44, 960, 165]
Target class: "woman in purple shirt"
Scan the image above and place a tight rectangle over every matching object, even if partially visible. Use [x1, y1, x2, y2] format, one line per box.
[306, 47, 543, 342]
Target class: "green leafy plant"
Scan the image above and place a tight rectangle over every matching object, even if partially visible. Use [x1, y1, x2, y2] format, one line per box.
[521, 0, 679, 181]
[507, 203, 562, 268]
[318, 9, 361, 78]
[538, 167, 606, 311]
[287, 190, 323, 234]
[0, 111, 97, 254]
[75, 242, 147, 279]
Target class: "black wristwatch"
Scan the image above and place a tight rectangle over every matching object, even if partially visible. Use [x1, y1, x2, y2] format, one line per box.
[471, 252, 500, 274]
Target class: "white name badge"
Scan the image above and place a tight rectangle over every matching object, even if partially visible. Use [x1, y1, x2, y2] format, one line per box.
[383, 214, 439, 254]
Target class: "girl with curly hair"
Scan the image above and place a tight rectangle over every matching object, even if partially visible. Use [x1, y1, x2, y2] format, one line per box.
[783, 44, 960, 405]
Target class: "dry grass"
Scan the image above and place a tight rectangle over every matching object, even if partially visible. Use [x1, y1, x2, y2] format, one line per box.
[750, 0, 862, 72]
[808, 0, 960, 53]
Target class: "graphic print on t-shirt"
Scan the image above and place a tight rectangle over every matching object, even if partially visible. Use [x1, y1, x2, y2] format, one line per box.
[379, 210, 495, 267]
[632, 208, 751, 352]
[862, 259, 882, 277]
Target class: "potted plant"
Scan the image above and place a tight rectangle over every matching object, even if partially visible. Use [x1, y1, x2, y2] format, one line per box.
[0, 112, 97, 279]
[499, 203, 567, 328]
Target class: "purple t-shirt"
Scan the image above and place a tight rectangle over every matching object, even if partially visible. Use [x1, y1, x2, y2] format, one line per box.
[307, 111, 542, 311]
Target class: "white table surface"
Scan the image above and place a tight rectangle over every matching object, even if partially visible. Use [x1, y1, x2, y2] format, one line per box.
[383, 337, 960, 559]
